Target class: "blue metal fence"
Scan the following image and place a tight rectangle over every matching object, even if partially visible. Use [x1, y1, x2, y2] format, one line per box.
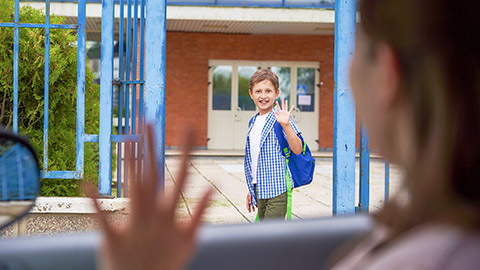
[0, 0, 88, 180]
[103, 0, 149, 197]
[2, 0, 165, 197]
[98, 0, 166, 196]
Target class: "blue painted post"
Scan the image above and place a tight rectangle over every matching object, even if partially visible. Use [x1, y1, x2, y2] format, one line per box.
[333, 0, 357, 215]
[98, 0, 115, 195]
[76, 0, 87, 179]
[359, 125, 370, 213]
[13, 0, 19, 133]
[385, 161, 390, 202]
[144, 0, 166, 188]
[43, 0, 51, 172]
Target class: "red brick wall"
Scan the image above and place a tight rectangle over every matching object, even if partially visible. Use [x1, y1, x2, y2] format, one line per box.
[165, 32, 337, 149]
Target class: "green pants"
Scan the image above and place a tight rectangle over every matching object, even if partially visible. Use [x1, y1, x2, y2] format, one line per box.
[254, 185, 287, 221]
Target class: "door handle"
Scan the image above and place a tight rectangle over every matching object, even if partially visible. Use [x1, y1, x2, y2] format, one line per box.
[234, 107, 241, 121]
[292, 108, 301, 122]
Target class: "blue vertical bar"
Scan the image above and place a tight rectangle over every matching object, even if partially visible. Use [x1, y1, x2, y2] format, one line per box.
[43, 0, 51, 171]
[98, 0, 115, 195]
[385, 161, 390, 202]
[117, 0, 125, 198]
[131, 0, 139, 185]
[125, 0, 132, 135]
[359, 125, 370, 213]
[145, 0, 166, 188]
[333, 0, 357, 215]
[132, 0, 138, 134]
[76, 0, 86, 179]
[137, 0, 145, 181]
[13, 0, 19, 133]
[123, 0, 132, 198]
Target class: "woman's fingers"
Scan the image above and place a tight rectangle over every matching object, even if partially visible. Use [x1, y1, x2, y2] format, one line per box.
[144, 124, 160, 198]
[84, 183, 115, 240]
[126, 142, 149, 223]
[167, 127, 195, 217]
[187, 188, 214, 238]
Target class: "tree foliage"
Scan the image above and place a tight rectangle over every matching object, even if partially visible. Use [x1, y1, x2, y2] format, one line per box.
[0, 0, 100, 196]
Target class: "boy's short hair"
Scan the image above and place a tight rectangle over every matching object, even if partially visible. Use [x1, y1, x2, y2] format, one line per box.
[249, 69, 279, 92]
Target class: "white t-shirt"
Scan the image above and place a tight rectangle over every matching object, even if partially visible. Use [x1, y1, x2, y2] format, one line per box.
[249, 113, 268, 184]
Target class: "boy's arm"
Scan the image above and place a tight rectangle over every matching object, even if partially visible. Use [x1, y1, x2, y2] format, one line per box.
[282, 122, 302, 155]
[274, 100, 302, 155]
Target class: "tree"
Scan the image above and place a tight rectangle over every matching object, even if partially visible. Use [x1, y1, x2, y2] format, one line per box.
[0, 0, 100, 196]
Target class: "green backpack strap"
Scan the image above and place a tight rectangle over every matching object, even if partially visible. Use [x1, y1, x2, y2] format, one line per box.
[284, 148, 292, 220]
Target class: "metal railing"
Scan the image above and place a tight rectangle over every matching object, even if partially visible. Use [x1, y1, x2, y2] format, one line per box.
[0, 0, 88, 180]
[2, 0, 165, 197]
[111, 0, 146, 197]
[98, 0, 166, 196]
[20, 0, 335, 9]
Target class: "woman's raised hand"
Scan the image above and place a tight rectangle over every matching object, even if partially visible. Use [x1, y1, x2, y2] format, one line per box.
[87, 124, 213, 270]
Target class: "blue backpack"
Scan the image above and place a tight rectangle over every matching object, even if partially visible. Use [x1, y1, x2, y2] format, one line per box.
[272, 122, 316, 188]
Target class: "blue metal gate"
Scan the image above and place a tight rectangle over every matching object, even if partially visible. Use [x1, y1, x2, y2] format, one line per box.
[0, 0, 89, 180]
[1, 0, 166, 197]
[98, 0, 166, 196]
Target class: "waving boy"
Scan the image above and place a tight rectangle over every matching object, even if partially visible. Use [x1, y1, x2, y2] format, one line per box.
[244, 69, 302, 221]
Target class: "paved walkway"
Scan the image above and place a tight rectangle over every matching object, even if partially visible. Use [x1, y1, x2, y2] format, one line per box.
[165, 157, 404, 224]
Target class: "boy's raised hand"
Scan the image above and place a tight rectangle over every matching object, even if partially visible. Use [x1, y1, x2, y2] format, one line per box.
[274, 99, 294, 127]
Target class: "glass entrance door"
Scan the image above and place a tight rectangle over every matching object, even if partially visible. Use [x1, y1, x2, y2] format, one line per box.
[208, 60, 319, 150]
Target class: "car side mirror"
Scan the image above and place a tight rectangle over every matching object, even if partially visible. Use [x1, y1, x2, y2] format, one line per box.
[0, 130, 40, 231]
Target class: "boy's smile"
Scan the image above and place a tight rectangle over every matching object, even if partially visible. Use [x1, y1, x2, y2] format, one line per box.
[249, 79, 280, 115]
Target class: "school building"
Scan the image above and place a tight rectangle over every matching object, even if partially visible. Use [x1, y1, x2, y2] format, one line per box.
[25, 0, 342, 151]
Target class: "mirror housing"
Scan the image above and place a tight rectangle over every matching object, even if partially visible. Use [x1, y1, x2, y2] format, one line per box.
[0, 129, 40, 231]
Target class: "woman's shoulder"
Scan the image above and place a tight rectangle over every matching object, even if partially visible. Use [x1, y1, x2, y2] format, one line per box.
[332, 224, 480, 270]
[370, 224, 480, 269]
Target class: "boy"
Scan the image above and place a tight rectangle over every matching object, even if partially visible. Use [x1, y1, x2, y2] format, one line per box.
[244, 69, 303, 220]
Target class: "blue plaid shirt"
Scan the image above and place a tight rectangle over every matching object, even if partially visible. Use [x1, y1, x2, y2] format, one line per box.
[244, 108, 301, 206]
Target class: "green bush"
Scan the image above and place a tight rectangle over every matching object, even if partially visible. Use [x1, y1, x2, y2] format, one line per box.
[0, 0, 100, 196]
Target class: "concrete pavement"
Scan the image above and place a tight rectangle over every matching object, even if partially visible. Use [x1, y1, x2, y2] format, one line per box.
[165, 156, 403, 224]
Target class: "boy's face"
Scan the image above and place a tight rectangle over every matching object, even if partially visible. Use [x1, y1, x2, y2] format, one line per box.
[249, 79, 280, 115]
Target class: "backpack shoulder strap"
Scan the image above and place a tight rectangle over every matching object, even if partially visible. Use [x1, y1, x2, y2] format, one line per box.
[248, 116, 255, 128]
[273, 122, 290, 157]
